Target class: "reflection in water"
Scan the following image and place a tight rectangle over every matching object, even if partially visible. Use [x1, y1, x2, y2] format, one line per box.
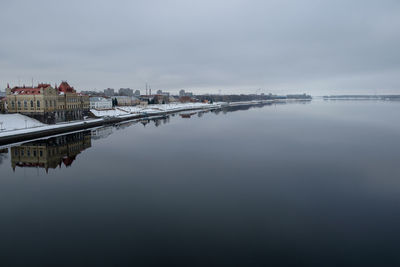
[91, 126, 113, 140]
[11, 131, 91, 172]
[3, 101, 399, 266]
[7, 104, 277, 171]
[180, 112, 197, 118]
[0, 148, 8, 166]
[139, 115, 170, 127]
[115, 121, 137, 130]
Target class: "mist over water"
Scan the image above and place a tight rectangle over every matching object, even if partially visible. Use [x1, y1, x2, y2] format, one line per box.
[1, 100, 400, 266]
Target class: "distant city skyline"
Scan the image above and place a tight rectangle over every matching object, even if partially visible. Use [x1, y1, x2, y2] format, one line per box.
[1, 0, 399, 95]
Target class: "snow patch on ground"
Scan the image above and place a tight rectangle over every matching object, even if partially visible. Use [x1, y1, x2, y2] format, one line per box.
[90, 103, 222, 118]
[0, 114, 45, 131]
[0, 118, 104, 138]
[0, 103, 223, 138]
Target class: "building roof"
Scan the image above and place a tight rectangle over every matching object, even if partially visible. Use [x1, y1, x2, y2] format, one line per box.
[57, 81, 76, 93]
[10, 83, 52, 95]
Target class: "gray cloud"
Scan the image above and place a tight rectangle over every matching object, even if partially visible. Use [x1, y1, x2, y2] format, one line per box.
[1, 0, 399, 95]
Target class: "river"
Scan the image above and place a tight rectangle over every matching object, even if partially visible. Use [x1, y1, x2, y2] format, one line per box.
[1, 100, 400, 266]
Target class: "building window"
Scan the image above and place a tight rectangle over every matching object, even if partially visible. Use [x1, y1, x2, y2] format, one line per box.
[21, 149, 24, 156]
[39, 150, 43, 157]
[11, 101, 15, 108]
[45, 100, 48, 107]
[37, 100, 40, 108]
[33, 150, 37, 157]
[18, 101, 21, 108]
[24, 100, 27, 108]
[30, 100, 34, 108]
[14, 150, 18, 156]
[27, 149, 30, 156]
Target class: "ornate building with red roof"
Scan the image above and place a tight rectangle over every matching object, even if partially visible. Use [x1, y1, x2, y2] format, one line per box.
[5, 81, 89, 123]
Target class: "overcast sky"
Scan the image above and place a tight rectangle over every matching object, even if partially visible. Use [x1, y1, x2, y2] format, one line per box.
[0, 0, 399, 95]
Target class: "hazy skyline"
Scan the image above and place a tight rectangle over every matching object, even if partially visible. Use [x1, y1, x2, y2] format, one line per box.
[1, 0, 399, 95]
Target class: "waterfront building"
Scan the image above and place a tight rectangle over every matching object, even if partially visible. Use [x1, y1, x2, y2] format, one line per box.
[179, 96, 195, 103]
[113, 96, 132, 106]
[139, 96, 154, 105]
[57, 81, 90, 121]
[90, 97, 112, 110]
[154, 94, 169, 104]
[169, 96, 178, 103]
[139, 100, 148, 106]
[0, 97, 6, 113]
[6, 81, 89, 123]
[6, 83, 60, 123]
[119, 88, 133, 96]
[134, 90, 140, 96]
[131, 96, 140, 105]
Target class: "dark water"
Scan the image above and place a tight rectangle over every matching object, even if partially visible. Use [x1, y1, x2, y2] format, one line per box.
[1, 101, 400, 266]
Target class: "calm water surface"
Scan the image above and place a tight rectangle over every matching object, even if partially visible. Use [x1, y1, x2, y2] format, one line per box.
[1, 100, 400, 266]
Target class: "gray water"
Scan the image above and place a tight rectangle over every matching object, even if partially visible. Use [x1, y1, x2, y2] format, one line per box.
[1, 100, 400, 266]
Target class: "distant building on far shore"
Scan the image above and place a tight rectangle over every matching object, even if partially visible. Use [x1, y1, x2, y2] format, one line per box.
[81, 90, 102, 96]
[119, 88, 133, 96]
[286, 93, 312, 99]
[134, 90, 140, 96]
[156, 89, 170, 97]
[179, 89, 193, 97]
[104, 88, 115, 97]
[179, 96, 195, 103]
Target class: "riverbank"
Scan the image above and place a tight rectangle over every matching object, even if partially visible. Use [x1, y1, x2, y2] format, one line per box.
[0, 102, 222, 145]
[0, 99, 302, 145]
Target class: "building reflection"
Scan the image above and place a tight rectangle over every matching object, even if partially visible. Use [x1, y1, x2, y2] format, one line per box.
[220, 103, 272, 114]
[7, 103, 284, 171]
[180, 112, 197, 118]
[139, 115, 170, 127]
[91, 126, 113, 140]
[0, 148, 8, 166]
[11, 131, 91, 172]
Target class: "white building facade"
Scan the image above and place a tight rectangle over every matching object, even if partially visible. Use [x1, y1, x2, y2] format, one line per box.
[90, 97, 112, 110]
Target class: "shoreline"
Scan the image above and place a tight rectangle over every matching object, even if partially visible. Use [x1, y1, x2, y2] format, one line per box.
[0, 99, 308, 146]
